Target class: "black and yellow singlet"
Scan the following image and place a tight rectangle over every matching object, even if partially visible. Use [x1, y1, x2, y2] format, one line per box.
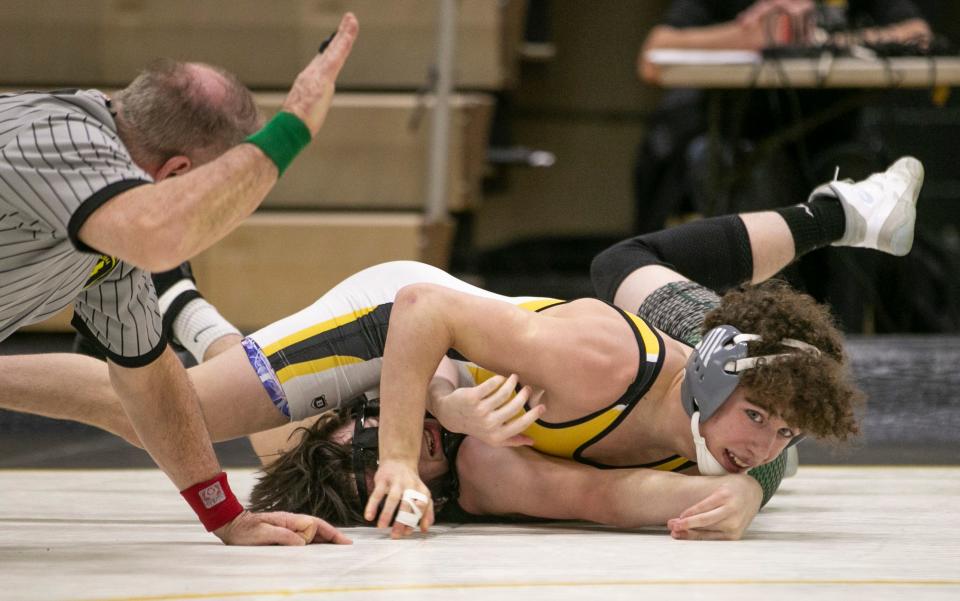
[466, 301, 695, 473]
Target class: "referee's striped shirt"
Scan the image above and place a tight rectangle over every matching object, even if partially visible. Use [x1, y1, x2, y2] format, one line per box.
[0, 89, 165, 366]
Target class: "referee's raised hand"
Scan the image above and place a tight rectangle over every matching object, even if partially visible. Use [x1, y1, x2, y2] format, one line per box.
[283, 13, 359, 137]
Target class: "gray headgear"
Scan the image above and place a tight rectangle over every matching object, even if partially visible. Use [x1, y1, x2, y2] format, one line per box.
[681, 325, 820, 445]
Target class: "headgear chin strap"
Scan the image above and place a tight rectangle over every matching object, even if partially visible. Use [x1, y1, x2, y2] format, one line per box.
[681, 325, 821, 450]
[351, 395, 381, 511]
[690, 411, 730, 476]
[350, 393, 460, 517]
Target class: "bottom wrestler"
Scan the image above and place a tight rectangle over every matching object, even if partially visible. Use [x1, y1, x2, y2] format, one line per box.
[0, 157, 923, 540]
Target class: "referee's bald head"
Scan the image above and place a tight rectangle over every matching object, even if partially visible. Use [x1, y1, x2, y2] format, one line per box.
[114, 59, 261, 173]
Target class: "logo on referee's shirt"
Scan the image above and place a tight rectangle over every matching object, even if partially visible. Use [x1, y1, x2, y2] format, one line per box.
[199, 482, 226, 509]
[83, 255, 119, 289]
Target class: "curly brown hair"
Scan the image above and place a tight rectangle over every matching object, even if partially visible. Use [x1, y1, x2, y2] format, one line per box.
[247, 409, 367, 525]
[703, 280, 863, 441]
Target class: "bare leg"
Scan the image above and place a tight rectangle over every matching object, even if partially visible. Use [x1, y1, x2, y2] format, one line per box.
[194, 333, 317, 465]
[740, 211, 794, 282]
[0, 339, 284, 446]
[0, 353, 138, 444]
[190, 342, 286, 441]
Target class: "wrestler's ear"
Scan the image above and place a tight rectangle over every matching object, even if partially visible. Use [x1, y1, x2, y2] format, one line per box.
[154, 155, 192, 181]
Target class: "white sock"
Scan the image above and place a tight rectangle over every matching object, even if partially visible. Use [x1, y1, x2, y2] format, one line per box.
[171, 298, 241, 363]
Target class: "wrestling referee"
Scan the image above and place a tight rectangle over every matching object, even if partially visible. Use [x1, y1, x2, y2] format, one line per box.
[0, 13, 358, 545]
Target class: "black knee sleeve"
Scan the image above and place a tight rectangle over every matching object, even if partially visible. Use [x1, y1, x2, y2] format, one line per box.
[591, 215, 754, 301]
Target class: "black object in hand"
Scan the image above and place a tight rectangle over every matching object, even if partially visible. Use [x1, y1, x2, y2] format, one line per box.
[318, 31, 337, 54]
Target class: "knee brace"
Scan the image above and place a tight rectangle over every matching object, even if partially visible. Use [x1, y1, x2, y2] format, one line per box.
[591, 215, 754, 301]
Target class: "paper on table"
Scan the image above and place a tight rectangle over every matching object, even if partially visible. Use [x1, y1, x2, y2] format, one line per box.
[646, 49, 761, 65]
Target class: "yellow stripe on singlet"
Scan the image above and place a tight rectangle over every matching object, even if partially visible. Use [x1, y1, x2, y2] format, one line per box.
[274, 355, 366, 384]
[516, 298, 565, 312]
[261, 306, 378, 357]
[651, 456, 693, 472]
[623, 311, 661, 362]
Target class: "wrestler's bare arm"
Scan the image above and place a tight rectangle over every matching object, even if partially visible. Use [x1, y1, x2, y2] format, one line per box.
[0, 353, 137, 444]
[371, 284, 638, 532]
[456, 438, 762, 541]
[378, 285, 637, 462]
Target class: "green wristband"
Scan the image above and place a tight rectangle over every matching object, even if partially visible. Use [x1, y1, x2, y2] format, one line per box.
[245, 111, 311, 176]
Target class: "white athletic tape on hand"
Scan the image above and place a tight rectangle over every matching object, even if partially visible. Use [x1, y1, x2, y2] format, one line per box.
[394, 489, 428, 528]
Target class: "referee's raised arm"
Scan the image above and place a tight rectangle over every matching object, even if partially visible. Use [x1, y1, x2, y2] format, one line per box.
[0, 13, 358, 546]
[77, 12, 358, 272]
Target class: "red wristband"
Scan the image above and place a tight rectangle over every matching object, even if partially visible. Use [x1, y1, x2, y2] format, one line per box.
[180, 472, 244, 532]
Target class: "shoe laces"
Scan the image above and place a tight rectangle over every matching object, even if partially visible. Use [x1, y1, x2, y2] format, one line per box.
[833, 165, 854, 185]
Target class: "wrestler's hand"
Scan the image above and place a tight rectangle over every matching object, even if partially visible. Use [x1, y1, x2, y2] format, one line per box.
[214, 510, 352, 546]
[283, 13, 359, 136]
[429, 374, 546, 447]
[365, 459, 435, 539]
[666, 475, 762, 541]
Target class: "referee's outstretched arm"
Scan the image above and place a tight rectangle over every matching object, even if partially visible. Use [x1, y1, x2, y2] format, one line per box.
[78, 13, 357, 272]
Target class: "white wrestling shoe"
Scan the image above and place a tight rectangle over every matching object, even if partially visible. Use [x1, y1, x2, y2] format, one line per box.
[808, 156, 925, 256]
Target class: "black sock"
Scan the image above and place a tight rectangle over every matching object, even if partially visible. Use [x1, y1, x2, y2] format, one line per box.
[776, 198, 847, 258]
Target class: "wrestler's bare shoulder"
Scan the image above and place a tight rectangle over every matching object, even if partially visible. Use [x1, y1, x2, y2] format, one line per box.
[539, 297, 618, 317]
[537, 299, 637, 349]
[526, 298, 641, 406]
